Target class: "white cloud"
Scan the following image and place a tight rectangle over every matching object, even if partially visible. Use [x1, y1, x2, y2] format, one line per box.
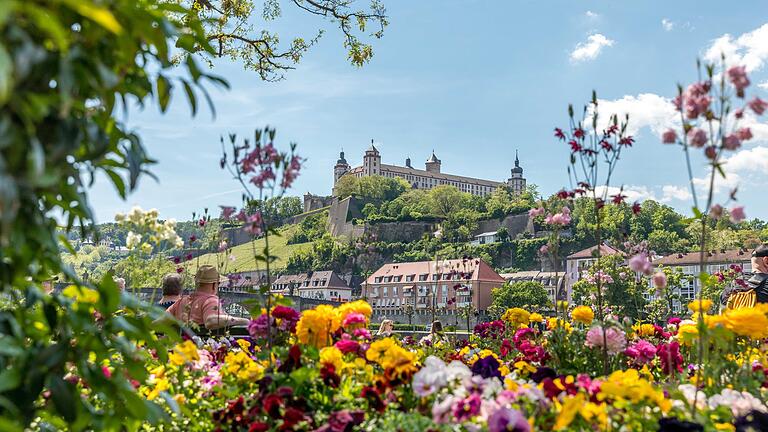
[593, 93, 678, 136]
[662, 19, 674, 32]
[661, 185, 692, 202]
[570, 34, 614, 63]
[594, 185, 656, 203]
[703, 23, 768, 73]
[759, 80, 768, 90]
[585, 10, 600, 19]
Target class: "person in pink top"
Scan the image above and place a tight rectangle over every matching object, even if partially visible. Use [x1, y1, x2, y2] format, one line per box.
[166, 265, 249, 330]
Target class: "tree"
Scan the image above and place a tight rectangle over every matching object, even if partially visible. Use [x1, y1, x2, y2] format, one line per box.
[428, 185, 467, 218]
[490, 281, 550, 316]
[334, 174, 409, 201]
[0, 1, 220, 427]
[189, 0, 388, 81]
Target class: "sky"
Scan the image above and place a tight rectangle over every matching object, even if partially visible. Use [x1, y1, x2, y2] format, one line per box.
[89, 0, 768, 223]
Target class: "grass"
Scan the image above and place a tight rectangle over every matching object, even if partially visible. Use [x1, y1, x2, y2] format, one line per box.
[187, 225, 313, 273]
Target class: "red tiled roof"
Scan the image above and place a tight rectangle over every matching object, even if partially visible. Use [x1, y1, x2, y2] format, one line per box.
[366, 258, 504, 284]
[655, 249, 751, 266]
[567, 244, 623, 260]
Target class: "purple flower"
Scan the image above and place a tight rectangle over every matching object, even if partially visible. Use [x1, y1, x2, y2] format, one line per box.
[248, 314, 271, 339]
[452, 393, 482, 421]
[488, 407, 530, 432]
[471, 355, 502, 379]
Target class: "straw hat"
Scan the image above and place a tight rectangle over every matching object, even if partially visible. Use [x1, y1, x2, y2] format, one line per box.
[195, 265, 228, 284]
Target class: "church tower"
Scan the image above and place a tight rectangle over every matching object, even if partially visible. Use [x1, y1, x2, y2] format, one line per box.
[362, 140, 381, 176]
[507, 151, 526, 194]
[333, 150, 350, 185]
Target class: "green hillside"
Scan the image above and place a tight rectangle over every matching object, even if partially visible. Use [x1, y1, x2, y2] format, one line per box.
[188, 225, 312, 273]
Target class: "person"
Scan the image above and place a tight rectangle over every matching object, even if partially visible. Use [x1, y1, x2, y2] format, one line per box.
[375, 319, 395, 338]
[114, 277, 126, 292]
[723, 244, 768, 309]
[157, 273, 183, 309]
[165, 265, 249, 330]
[420, 320, 445, 346]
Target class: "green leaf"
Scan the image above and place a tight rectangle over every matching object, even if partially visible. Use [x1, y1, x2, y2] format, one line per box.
[0, 368, 21, 393]
[104, 169, 126, 199]
[47, 375, 77, 422]
[182, 80, 197, 116]
[157, 75, 172, 113]
[60, 0, 123, 34]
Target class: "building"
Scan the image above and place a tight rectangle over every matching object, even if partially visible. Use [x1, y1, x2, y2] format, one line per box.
[500, 270, 566, 305]
[470, 231, 500, 246]
[364, 258, 505, 316]
[271, 271, 352, 302]
[649, 249, 752, 311]
[333, 143, 527, 197]
[565, 243, 623, 299]
[220, 271, 269, 293]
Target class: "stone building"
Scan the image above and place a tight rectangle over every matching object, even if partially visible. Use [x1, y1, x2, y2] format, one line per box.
[565, 243, 624, 300]
[271, 270, 352, 302]
[364, 258, 505, 316]
[333, 142, 527, 197]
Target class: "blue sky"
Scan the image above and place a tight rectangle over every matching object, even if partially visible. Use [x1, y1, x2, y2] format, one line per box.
[89, 1, 768, 223]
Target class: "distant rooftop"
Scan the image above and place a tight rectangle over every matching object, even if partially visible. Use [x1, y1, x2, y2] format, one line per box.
[655, 249, 752, 266]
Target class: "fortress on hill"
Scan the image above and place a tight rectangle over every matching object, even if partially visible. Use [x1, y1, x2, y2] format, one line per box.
[302, 141, 528, 214]
[332, 141, 526, 197]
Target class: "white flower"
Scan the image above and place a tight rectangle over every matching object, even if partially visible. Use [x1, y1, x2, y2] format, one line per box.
[412, 356, 448, 397]
[114, 212, 125, 223]
[708, 389, 767, 417]
[445, 360, 472, 382]
[126, 231, 141, 250]
[128, 206, 143, 223]
[228, 254, 236, 262]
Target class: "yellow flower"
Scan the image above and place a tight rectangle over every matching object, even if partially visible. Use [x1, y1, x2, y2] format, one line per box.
[571, 305, 594, 325]
[236, 339, 251, 351]
[547, 318, 573, 332]
[529, 312, 544, 323]
[688, 299, 713, 313]
[367, 338, 396, 364]
[637, 323, 655, 337]
[169, 340, 200, 366]
[514, 360, 536, 375]
[725, 306, 768, 339]
[319, 346, 345, 372]
[715, 423, 736, 431]
[502, 308, 530, 327]
[145, 377, 169, 401]
[337, 300, 372, 321]
[223, 351, 264, 381]
[597, 369, 670, 412]
[62, 285, 100, 304]
[295, 305, 341, 348]
[554, 394, 584, 430]
[366, 338, 416, 375]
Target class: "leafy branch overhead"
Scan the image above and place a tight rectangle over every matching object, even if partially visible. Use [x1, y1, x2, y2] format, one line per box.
[187, 0, 388, 81]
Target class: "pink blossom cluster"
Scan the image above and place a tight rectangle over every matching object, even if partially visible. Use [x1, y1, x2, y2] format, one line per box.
[544, 206, 571, 226]
[585, 326, 627, 355]
[673, 80, 712, 120]
[584, 270, 614, 285]
[628, 252, 652, 275]
[709, 204, 746, 223]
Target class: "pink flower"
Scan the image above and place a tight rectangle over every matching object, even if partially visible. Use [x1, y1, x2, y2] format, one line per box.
[710, 204, 723, 220]
[528, 207, 545, 218]
[748, 97, 768, 115]
[705, 145, 717, 160]
[342, 312, 367, 327]
[220, 206, 236, 220]
[730, 206, 746, 223]
[727, 65, 750, 97]
[723, 134, 741, 151]
[736, 127, 753, 141]
[335, 338, 361, 354]
[241, 211, 263, 236]
[628, 253, 652, 275]
[687, 128, 707, 148]
[661, 129, 677, 144]
[585, 326, 626, 355]
[626, 340, 657, 364]
[652, 271, 667, 289]
[281, 155, 303, 189]
[735, 108, 744, 119]
[353, 328, 372, 340]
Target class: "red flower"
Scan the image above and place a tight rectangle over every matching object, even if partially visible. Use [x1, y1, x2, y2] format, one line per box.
[600, 140, 613, 151]
[199, 218, 206, 227]
[611, 193, 626, 204]
[631, 202, 642, 214]
[595, 198, 605, 209]
[263, 394, 283, 418]
[573, 128, 585, 138]
[320, 365, 341, 388]
[569, 140, 582, 152]
[554, 128, 566, 140]
[248, 422, 269, 432]
[619, 136, 634, 146]
[361, 386, 385, 413]
[557, 190, 572, 199]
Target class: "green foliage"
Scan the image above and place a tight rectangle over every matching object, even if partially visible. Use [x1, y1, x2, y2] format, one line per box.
[192, 0, 387, 80]
[490, 281, 550, 317]
[285, 234, 353, 273]
[286, 211, 328, 244]
[0, 0, 219, 427]
[572, 254, 647, 319]
[645, 266, 692, 322]
[334, 175, 410, 201]
[246, 196, 303, 226]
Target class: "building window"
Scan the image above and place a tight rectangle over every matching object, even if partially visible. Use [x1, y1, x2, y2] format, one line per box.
[383, 286, 388, 297]
[419, 274, 428, 281]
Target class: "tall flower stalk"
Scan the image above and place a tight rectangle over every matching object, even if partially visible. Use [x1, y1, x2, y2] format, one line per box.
[220, 127, 302, 354]
[554, 91, 636, 374]
[662, 57, 762, 416]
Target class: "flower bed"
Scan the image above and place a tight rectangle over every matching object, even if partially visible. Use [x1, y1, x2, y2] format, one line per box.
[90, 300, 768, 431]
